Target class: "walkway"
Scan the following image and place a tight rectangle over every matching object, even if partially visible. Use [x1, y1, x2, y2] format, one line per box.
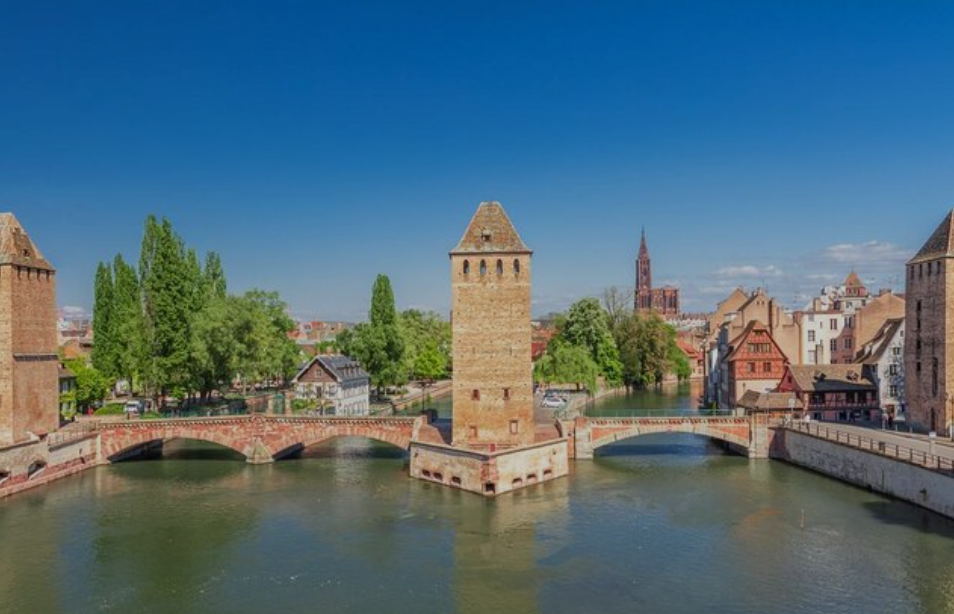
[785, 420, 954, 473]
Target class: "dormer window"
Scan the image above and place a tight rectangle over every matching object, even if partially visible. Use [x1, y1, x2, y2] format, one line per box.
[481, 229, 492, 242]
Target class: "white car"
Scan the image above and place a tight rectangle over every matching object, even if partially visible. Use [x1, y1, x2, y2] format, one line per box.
[124, 401, 142, 415]
[541, 397, 566, 409]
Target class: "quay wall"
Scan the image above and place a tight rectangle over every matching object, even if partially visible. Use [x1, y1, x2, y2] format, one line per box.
[0, 434, 98, 500]
[772, 428, 954, 519]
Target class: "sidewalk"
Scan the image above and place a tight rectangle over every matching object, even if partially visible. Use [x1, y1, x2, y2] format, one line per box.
[800, 420, 954, 463]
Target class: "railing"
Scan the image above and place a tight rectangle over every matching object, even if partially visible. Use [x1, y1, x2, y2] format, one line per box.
[581, 408, 739, 419]
[786, 421, 954, 474]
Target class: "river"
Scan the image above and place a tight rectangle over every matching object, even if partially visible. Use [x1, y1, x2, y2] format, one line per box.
[1, 385, 953, 614]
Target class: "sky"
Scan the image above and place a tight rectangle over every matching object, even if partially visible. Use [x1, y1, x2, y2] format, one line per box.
[2, 1, 953, 321]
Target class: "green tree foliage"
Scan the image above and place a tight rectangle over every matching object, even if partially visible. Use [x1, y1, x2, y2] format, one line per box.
[615, 311, 687, 388]
[62, 358, 111, 412]
[533, 340, 599, 392]
[89, 216, 299, 406]
[91, 262, 116, 378]
[401, 309, 451, 382]
[559, 298, 623, 385]
[348, 275, 407, 392]
[111, 255, 142, 389]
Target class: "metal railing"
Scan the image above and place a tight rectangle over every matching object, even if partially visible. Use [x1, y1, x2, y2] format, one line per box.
[786, 420, 954, 474]
[581, 408, 739, 419]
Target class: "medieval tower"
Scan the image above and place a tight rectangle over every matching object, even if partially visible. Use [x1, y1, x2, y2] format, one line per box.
[905, 208, 954, 436]
[0, 213, 59, 445]
[450, 202, 535, 447]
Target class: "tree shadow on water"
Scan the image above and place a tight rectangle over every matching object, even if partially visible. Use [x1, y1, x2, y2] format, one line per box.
[862, 499, 954, 540]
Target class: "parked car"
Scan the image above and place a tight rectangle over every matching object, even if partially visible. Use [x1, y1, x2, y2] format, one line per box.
[541, 396, 566, 409]
[124, 400, 143, 415]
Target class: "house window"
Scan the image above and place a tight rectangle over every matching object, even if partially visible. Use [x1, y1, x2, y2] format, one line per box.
[844, 338, 852, 350]
[890, 385, 899, 397]
[889, 364, 898, 376]
[503, 388, 511, 401]
[830, 319, 838, 331]
[510, 420, 519, 435]
[762, 362, 772, 373]
[808, 331, 816, 343]
[747, 362, 756, 373]
[471, 389, 480, 401]
[830, 339, 837, 352]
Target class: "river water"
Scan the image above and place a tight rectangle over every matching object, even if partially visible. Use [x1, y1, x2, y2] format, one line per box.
[2, 385, 953, 614]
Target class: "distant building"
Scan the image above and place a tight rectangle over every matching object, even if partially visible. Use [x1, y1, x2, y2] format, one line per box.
[856, 318, 905, 419]
[634, 229, 680, 317]
[292, 355, 370, 416]
[776, 364, 880, 422]
[675, 339, 704, 380]
[58, 364, 77, 417]
[805, 271, 872, 314]
[720, 320, 789, 409]
[796, 310, 852, 365]
[831, 290, 905, 364]
[904, 209, 954, 435]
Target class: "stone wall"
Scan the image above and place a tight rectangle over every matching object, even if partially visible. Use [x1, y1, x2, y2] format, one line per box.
[410, 438, 569, 496]
[0, 434, 98, 500]
[772, 428, 954, 519]
[904, 257, 951, 434]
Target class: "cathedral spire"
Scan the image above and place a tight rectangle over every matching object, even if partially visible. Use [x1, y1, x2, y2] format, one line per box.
[639, 226, 648, 255]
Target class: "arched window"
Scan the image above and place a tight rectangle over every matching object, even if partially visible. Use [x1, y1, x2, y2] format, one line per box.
[513, 259, 521, 275]
[463, 260, 470, 275]
[496, 259, 503, 275]
[479, 260, 487, 276]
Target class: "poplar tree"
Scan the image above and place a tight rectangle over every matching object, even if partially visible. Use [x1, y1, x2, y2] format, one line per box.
[91, 262, 116, 378]
[111, 254, 142, 391]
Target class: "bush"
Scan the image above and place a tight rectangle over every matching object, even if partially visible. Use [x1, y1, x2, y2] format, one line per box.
[140, 411, 162, 420]
[94, 403, 125, 416]
[291, 399, 316, 413]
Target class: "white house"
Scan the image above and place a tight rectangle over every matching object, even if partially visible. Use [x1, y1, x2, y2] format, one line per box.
[292, 355, 371, 416]
[857, 318, 905, 419]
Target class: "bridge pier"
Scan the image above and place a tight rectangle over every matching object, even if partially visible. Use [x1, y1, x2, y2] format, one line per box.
[244, 438, 275, 464]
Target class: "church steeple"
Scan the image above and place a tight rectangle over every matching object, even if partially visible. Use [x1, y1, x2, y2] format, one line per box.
[639, 226, 648, 256]
[635, 227, 653, 311]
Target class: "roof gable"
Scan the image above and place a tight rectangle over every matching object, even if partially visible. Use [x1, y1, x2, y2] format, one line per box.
[910, 209, 954, 264]
[451, 202, 531, 255]
[0, 213, 54, 270]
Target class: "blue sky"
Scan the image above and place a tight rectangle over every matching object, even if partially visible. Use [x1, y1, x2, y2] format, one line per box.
[2, 1, 953, 320]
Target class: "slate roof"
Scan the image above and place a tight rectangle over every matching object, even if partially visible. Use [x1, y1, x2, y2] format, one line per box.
[0, 213, 54, 270]
[785, 365, 876, 393]
[293, 354, 369, 385]
[856, 318, 904, 365]
[738, 390, 803, 411]
[909, 209, 954, 264]
[451, 201, 532, 255]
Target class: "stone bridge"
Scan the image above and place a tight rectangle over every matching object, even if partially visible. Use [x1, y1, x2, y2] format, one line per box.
[567, 415, 772, 459]
[95, 414, 425, 464]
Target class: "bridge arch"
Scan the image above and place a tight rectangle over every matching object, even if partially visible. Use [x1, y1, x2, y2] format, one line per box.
[98, 422, 254, 462]
[266, 419, 415, 460]
[585, 417, 752, 456]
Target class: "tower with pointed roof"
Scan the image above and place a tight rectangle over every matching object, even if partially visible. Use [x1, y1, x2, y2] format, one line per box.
[450, 202, 534, 447]
[634, 228, 680, 316]
[905, 208, 954, 434]
[0, 213, 59, 444]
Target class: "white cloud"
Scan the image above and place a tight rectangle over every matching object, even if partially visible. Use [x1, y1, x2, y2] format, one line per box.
[715, 264, 783, 278]
[59, 305, 88, 317]
[816, 241, 911, 269]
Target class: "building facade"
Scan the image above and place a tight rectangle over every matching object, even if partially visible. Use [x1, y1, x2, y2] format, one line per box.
[856, 318, 905, 419]
[634, 229, 680, 317]
[719, 320, 789, 408]
[905, 209, 954, 435]
[777, 364, 880, 422]
[0, 214, 59, 445]
[450, 202, 535, 447]
[292, 355, 370, 416]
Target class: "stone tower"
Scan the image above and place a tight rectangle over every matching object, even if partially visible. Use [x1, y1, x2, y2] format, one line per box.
[635, 228, 652, 312]
[450, 202, 534, 447]
[0, 213, 59, 444]
[905, 208, 954, 436]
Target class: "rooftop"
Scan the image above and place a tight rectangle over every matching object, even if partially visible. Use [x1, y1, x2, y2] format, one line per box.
[451, 201, 532, 255]
[909, 209, 954, 264]
[0, 213, 54, 271]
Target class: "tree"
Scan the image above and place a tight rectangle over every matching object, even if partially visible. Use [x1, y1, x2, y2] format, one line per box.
[401, 309, 451, 382]
[63, 358, 111, 412]
[91, 262, 116, 378]
[352, 275, 406, 393]
[111, 255, 142, 391]
[601, 286, 633, 339]
[560, 298, 624, 385]
[615, 311, 685, 388]
[534, 340, 599, 393]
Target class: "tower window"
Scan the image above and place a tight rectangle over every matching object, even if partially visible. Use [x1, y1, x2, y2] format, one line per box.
[469, 426, 478, 438]
[463, 260, 470, 275]
[503, 387, 511, 400]
[496, 259, 503, 275]
[513, 259, 521, 275]
[510, 420, 519, 434]
[479, 260, 487, 276]
[471, 389, 480, 401]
